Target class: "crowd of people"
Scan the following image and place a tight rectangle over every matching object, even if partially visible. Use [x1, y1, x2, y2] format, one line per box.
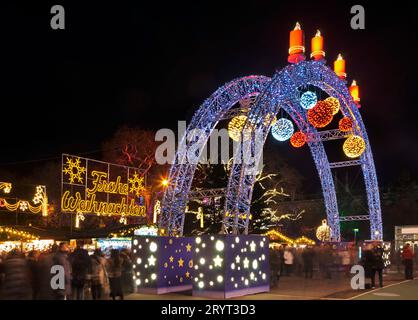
[269, 242, 415, 289]
[0, 243, 134, 300]
[269, 244, 357, 287]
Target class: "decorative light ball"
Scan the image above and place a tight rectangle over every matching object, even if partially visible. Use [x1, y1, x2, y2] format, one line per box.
[271, 118, 294, 141]
[324, 97, 340, 115]
[343, 135, 366, 158]
[338, 117, 353, 132]
[307, 101, 334, 128]
[228, 115, 252, 141]
[290, 131, 306, 148]
[300, 91, 317, 110]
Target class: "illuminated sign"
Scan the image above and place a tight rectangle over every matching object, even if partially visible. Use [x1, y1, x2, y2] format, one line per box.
[61, 154, 146, 217]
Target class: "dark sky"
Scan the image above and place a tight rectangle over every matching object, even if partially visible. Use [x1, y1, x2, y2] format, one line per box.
[0, 1, 417, 189]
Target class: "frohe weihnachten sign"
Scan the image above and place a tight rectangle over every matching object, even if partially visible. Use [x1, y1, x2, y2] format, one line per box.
[61, 154, 146, 217]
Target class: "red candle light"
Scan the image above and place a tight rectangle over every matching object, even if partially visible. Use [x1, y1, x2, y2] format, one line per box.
[311, 30, 325, 60]
[288, 22, 305, 64]
[334, 54, 346, 79]
[349, 80, 361, 107]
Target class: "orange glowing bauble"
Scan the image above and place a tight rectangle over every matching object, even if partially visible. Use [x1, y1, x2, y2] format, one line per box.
[338, 117, 353, 132]
[324, 97, 340, 115]
[290, 131, 306, 148]
[310, 30, 325, 60]
[334, 54, 346, 79]
[307, 101, 334, 128]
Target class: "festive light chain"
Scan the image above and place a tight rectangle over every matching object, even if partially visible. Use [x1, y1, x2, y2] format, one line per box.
[0, 226, 39, 240]
[263, 230, 295, 244]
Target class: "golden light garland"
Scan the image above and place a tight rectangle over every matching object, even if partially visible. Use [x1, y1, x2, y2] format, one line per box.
[290, 131, 306, 148]
[294, 236, 316, 245]
[228, 115, 252, 142]
[343, 135, 366, 158]
[307, 100, 334, 128]
[338, 117, 353, 132]
[0, 226, 39, 241]
[324, 97, 340, 115]
[0, 198, 43, 214]
[263, 230, 294, 244]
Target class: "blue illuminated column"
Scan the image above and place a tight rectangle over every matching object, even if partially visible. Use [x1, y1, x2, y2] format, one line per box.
[132, 236, 194, 294]
[192, 235, 270, 298]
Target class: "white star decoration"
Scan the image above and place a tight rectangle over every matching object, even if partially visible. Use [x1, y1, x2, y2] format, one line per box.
[249, 241, 256, 252]
[148, 255, 156, 266]
[213, 255, 223, 267]
[243, 257, 249, 269]
[235, 255, 240, 264]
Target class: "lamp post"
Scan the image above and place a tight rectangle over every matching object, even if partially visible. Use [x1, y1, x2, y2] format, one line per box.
[353, 228, 359, 244]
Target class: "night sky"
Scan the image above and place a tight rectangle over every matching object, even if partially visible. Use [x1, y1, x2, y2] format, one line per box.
[1, 1, 417, 189]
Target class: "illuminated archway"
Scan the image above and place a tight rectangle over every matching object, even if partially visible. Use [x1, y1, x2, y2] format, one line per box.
[160, 62, 382, 241]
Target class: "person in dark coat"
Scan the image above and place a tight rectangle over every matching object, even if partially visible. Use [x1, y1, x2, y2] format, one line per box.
[69, 246, 91, 300]
[401, 243, 414, 280]
[53, 243, 72, 300]
[0, 249, 32, 299]
[302, 246, 315, 279]
[37, 244, 58, 300]
[27, 250, 40, 299]
[120, 249, 133, 294]
[371, 245, 385, 288]
[269, 247, 280, 287]
[361, 245, 376, 288]
[107, 249, 123, 300]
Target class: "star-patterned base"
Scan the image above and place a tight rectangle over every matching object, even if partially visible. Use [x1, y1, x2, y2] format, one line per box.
[132, 236, 194, 293]
[192, 235, 270, 298]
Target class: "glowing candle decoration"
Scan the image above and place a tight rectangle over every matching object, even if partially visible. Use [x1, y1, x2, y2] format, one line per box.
[271, 118, 294, 141]
[300, 91, 317, 110]
[343, 135, 366, 158]
[310, 30, 325, 60]
[334, 54, 346, 79]
[288, 22, 305, 63]
[349, 80, 361, 107]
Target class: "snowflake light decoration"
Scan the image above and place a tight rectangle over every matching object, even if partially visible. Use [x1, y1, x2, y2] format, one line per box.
[19, 201, 29, 211]
[63, 157, 86, 184]
[129, 172, 145, 197]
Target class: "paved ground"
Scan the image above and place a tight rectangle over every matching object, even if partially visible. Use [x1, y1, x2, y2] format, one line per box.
[127, 269, 418, 300]
[350, 278, 418, 300]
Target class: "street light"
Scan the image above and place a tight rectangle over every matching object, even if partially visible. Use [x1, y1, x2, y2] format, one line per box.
[353, 228, 359, 243]
[161, 178, 169, 187]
